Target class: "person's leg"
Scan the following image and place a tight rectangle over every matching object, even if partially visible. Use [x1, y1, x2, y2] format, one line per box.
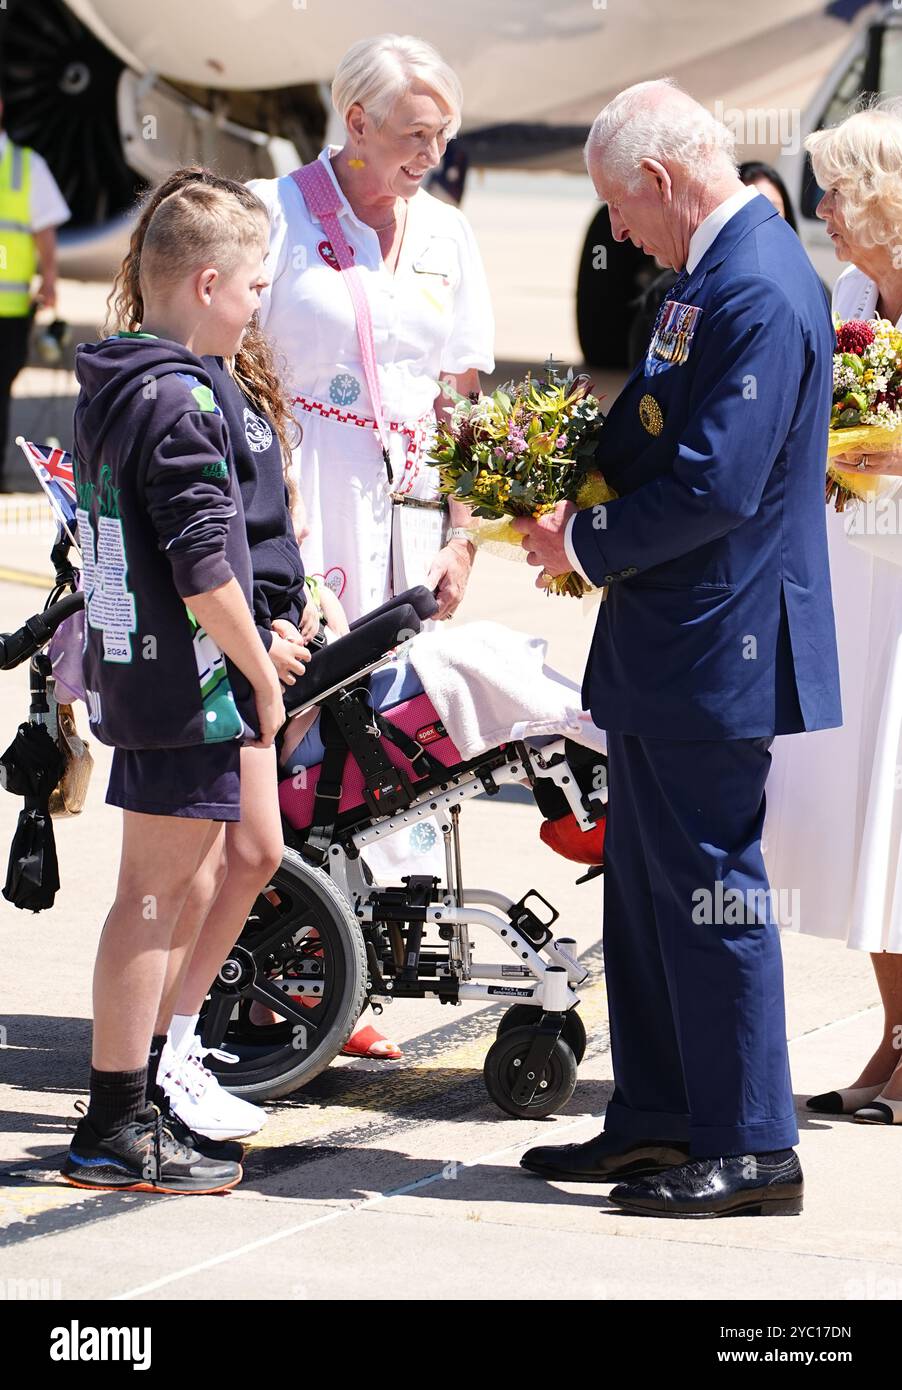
[601, 731, 691, 1142]
[153, 824, 227, 1038]
[85, 810, 220, 1139]
[642, 736, 798, 1157]
[92, 810, 220, 1072]
[0, 314, 32, 486]
[864, 951, 902, 1098]
[174, 743, 283, 1017]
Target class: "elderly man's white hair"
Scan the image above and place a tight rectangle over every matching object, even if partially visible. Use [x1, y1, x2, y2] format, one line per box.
[332, 33, 463, 137]
[585, 79, 736, 189]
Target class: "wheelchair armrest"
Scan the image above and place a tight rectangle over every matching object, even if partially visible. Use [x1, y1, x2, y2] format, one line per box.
[283, 602, 420, 714]
[348, 585, 438, 630]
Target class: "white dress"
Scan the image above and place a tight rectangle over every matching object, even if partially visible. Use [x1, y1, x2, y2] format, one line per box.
[249, 147, 495, 620]
[763, 265, 902, 952]
[250, 149, 494, 881]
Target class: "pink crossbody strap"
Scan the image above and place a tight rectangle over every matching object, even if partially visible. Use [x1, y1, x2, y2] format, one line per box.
[291, 161, 394, 483]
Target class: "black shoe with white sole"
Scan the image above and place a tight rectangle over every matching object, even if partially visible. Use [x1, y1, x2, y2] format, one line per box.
[61, 1107, 242, 1194]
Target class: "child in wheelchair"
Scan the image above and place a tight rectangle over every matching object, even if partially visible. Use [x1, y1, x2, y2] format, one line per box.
[199, 575, 609, 1120]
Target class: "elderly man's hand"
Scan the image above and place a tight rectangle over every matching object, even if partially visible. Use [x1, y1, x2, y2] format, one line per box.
[512, 501, 577, 589]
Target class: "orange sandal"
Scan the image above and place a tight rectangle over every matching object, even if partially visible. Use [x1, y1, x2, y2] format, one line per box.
[340, 1024, 403, 1060]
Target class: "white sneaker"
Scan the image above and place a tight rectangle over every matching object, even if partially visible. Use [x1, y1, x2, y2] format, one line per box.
[160, 1033, 267, 1141]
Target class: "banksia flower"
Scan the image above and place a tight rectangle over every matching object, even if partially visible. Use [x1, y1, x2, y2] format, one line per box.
[836, 319, 875, 355]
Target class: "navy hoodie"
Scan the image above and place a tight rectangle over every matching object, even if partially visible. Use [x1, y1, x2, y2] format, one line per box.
[203, 357, 306, 648]
[73, 333, 257, 750]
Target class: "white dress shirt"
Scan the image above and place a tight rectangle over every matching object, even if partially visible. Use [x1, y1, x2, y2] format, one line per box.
[0, 131, 71, 234]
[564, 183, 762, 581]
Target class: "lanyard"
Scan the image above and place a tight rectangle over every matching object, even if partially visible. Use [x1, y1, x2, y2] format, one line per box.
[291, 161, 394, 484]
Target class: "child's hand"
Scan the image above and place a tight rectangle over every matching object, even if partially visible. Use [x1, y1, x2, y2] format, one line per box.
[319, 584, 350, 637]
[268, 624, 311, 686]
[298, 602, 322, 644]
[252, 669, 286, 748]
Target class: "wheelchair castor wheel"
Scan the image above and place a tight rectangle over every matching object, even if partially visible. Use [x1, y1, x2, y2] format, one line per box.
[496, 1005, 587, 1064]
[483, 1025, 577, 1119]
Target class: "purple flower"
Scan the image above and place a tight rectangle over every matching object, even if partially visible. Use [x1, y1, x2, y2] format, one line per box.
[556, 434, 568, 450]
[494, 446, 506, 458]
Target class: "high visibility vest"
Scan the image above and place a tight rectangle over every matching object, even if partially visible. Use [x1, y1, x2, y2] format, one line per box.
[0, 141, 35, 317]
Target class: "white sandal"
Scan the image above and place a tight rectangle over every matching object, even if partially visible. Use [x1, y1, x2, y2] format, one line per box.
[854, 1095, 902, 1125]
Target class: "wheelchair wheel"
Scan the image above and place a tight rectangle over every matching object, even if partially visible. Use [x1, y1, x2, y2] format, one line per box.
[496, 1005, 587, 1064]
[483, 1025, 577, 1119]
[198, 847, 368, 1101]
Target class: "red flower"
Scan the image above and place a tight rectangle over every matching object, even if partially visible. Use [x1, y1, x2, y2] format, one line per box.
[836, 319, 876, 355]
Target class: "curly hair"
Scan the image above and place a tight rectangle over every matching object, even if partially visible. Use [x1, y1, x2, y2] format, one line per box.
[806, 99, 902, 251]
[104, 166, 300, 507]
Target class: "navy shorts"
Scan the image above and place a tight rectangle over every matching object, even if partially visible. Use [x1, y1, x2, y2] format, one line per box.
[106, 742, 242, 821]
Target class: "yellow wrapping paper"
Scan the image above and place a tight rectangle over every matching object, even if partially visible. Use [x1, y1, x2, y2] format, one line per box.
[827, 424, 900, 502]
[471, 472, 617, 595]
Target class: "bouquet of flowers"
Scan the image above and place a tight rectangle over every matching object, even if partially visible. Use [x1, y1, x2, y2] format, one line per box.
[430, 361, 613, 596]
[826, 317, 902, 511]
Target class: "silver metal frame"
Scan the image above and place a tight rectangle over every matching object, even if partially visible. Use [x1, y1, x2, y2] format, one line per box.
[320, 736, 599, 1012]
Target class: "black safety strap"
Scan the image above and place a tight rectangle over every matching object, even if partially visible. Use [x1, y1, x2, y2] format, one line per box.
[373, 712, 447, 782]
[305, 704, 350, 862]
[305, 686, 416, 859]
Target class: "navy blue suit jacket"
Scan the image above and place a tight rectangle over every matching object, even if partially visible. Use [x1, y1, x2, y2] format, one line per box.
[571, 194, 842, 740]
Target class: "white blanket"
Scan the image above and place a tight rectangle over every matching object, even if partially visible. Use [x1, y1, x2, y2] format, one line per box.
[407, 620, 607, 760]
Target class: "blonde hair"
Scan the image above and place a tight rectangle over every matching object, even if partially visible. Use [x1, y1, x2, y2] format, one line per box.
[105, 167, 299, 506]
[138, 178, 269, 301]
[331, 33, 462, 136]
[805, 99, 902, 250]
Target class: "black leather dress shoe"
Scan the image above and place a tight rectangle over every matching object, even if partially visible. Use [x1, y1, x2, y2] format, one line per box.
[607, 1149, 803, 1218]
[520, 1133, 690, 1182]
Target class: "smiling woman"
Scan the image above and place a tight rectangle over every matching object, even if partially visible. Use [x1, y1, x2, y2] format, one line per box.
[246, 33, 495, 1039]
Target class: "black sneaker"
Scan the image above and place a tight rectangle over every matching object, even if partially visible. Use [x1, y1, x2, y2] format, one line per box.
[149, 1087, 246, 1164]
[60, 1107, 242, 1194]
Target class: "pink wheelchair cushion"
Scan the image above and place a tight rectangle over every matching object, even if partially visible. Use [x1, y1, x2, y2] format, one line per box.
[279, 692, 465, 832]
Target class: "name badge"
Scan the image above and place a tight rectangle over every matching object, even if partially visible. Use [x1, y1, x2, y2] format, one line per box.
[645, 299, 703, 376]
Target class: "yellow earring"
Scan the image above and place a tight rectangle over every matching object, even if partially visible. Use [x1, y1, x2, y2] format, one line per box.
[348, 146, 365, 170]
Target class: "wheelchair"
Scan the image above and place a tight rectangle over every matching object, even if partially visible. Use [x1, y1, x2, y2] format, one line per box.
[1, 547, 607, 1120]
[197, 586, 608, 1119]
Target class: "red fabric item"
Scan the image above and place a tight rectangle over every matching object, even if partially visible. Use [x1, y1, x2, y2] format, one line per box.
[539, 811, 606, 866]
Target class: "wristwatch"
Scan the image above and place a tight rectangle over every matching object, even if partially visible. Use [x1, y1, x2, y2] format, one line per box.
[447, 526, 476, 546]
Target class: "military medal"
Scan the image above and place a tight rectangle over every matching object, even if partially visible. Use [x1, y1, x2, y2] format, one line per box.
[639, 394, 664, 436]
[645, 299, 703, 376]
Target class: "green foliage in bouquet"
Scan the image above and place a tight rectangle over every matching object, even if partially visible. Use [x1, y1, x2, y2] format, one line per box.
[431, 364, 606, 523]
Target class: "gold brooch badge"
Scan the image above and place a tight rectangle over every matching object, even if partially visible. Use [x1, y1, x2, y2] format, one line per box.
[639, 393, 664, 436]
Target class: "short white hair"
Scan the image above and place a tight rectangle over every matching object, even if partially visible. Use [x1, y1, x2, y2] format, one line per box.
[806, 98, 902, 250]
[332, 34, 463, 136]
[585, 79, 736, 190]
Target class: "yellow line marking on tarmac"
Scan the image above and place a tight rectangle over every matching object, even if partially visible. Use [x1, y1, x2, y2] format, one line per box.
[243, 974, 609, 1153]
[0, 976, 608, 1221]
[0, 566, 51, 589]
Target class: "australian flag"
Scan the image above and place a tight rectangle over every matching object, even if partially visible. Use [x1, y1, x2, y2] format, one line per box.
[16, 438, 79, 546]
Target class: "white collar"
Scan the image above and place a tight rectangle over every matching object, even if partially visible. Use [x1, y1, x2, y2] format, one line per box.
[685, 183, 760, 274]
